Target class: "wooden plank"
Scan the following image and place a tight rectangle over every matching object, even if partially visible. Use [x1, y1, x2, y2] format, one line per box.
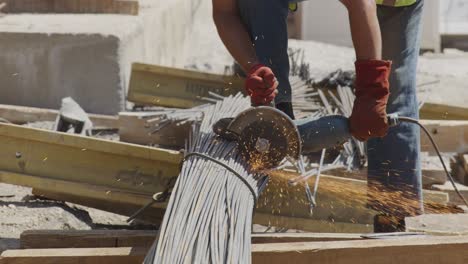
[433, 181, 468, 205]
[257, 170, 448, 227]
[0, 122, 182, 224]
[28, 172, 447, 231]
[325, 165, 447, 187]
[127, 63, 244, 108]
[419, 120, 468, 154]
[0, 123, 449, 231]
[2, 172, 168, 222]
[118, 112, 190, 148]
[31, 187, 167, 223]
[420, 103, 468, 120]
[19, 230, 364, 250]
[0, 123, 182, 188]
[0, 104, 119, 128]
[251, 236, 468, 264]
[5, 236, 468, 264]
[37, 170, 444, 232]
[0, 0, 138, 15]
[252, 232, 363, 244]
[253, 213, 373, 234]
[20, 230, 158, 249]
[0, 247, 146, 264]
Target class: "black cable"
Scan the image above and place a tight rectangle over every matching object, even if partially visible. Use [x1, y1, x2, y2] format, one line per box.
[184, 152, 259, 206]
[398, 116, 468, 207]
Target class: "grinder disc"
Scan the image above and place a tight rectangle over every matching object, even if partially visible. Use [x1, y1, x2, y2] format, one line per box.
[228, 107, 301, 170]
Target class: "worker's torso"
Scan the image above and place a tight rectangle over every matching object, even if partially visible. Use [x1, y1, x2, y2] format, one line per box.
[289, 0, 418, 12]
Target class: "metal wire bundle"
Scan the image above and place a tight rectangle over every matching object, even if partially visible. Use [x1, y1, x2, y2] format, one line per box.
[144, 93, 268, 264]
[142, 104, 209, 135]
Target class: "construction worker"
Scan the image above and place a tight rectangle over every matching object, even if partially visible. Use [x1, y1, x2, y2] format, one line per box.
[213, 0, 424, 232]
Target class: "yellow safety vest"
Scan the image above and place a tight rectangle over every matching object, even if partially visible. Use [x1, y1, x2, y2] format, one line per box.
[375, 0, 417, 6]
[289, 0, 417, 12]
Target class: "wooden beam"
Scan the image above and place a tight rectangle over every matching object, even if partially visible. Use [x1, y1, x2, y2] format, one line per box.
[0, 123, 182, 191]
[420, 120, 468, 154]
[118, 112, 190, 148]
[19, 230, 364, 250]
[31, 187, 168, 223]
[253, 213, 373, 234]
[252, 232, 363, 244]
[0, 247, 146, 264]
[20, 230, 158, 249]
[325, 165, 447, 187]
[0, 123, 182, 223]
[420, 103, 468, 120]
[0, 123, 450, 232]
[257, 170, 448, 227]
[0, 104, 119, 128]
[251, 236, 468, 264]
[433, 181, 468, 205]
[5, 236, 468, 264]
[127, 63, 244, 108]
[26, 171, 450, 232]
[0, 0, 139, 15]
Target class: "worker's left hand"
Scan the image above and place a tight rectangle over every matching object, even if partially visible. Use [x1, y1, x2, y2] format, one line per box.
[245, 63, 278, 106]
[349, 60, 391, 141]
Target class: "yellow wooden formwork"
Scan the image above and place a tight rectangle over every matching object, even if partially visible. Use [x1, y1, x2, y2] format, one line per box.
[0, 123, 450, 231]
[127, 63, 244, 108]
[0, 123, 182, 220]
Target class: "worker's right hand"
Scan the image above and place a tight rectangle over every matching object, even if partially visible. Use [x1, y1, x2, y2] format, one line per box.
[245, 63, 278, 106]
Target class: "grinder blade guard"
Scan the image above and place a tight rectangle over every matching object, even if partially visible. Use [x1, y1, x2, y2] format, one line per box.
[214, 106, 301, 170]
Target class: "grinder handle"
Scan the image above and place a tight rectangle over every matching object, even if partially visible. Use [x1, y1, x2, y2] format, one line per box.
[296, 114, 399, 154]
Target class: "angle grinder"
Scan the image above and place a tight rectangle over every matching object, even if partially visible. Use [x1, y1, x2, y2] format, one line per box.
[214, 107, 399, 170]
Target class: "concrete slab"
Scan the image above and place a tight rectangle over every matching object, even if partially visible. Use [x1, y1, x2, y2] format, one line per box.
[406, 213, 468, 235]
[0, 0, 195, 114]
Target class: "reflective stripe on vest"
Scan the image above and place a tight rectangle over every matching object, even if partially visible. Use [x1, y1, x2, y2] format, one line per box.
[375, 0, 417, 7]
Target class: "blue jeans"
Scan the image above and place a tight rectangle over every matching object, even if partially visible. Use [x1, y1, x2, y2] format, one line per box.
[237, 0, 424, 217]
[368, 0, 424, 217]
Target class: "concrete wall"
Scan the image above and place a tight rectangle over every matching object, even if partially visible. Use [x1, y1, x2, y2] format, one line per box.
[0, 0, 199, 115]
[440, 0, 468, 34]
[0, 33, 122, 114]
[301, 0, 441, 52]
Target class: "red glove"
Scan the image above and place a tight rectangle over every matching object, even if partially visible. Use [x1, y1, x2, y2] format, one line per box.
[245, 63, 278, 106]
[349, 60, 392, 141]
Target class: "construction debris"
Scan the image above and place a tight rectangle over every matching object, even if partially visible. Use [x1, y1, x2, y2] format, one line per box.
[0, 104, 118, 128]
[118, 106, 206, 148]
[54, 97, 93, 135]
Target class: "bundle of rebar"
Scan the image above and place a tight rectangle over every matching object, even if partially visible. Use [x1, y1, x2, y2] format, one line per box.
[144, 93, 268, 264]
[141, 104, 209, 135]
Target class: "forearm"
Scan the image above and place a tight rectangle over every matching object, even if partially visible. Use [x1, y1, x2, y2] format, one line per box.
[341, 0, 382, 60]
[214, 13, 259, 72]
